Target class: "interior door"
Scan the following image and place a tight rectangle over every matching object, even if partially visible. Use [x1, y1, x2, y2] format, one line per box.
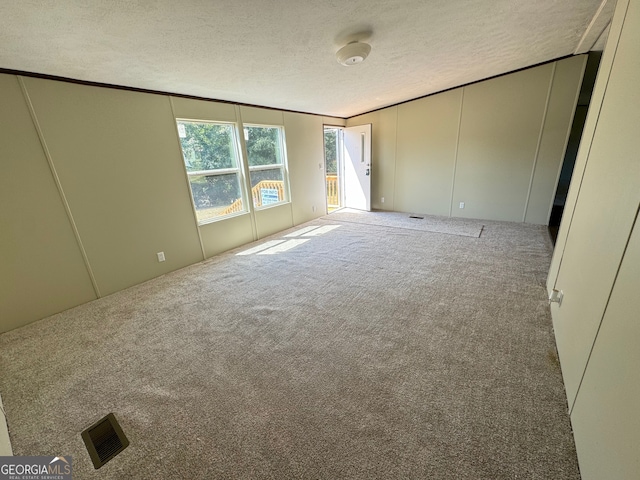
[569, 208, 640, 479]
[550, 0, 640, 411]
[343, 124, 372, 211]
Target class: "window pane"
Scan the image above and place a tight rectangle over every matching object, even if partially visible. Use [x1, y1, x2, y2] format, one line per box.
[324, 128, 338, 174]
[245, 126, 282, 166]
[178, 121, 238, 172]
[249, 168, 285, 207]
[188, 173, 244, 222]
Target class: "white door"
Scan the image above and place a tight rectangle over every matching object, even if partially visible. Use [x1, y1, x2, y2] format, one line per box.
[569, 209, 640, 479]
[343, 124, 372, 211]
[549, 0, 640, 411]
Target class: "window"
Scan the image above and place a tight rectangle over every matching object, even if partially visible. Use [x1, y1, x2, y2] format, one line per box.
[177, 120, 246, 223]
[244, 125, 289, 208]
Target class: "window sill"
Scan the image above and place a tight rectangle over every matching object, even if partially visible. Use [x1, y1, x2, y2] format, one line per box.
[253, 201, 291, 212]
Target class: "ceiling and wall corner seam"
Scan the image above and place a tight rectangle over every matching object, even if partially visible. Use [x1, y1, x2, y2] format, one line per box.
[345, 55, 578, 120]
[575, 0, 614, 54]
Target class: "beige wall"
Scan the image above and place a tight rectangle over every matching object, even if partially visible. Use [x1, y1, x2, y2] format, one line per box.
[0, 75, 97, 331]
[255, 203, 294, 239]
[22, 78, 204, 297]
[454, 64, 553, 221]
[525, 57, 587, 224]
[285, 112, 327, 224]
[546, 0, 640, 477]
[549, 0, 638, 407]
[198, 214, 254, 259]
[0, 56, 588, 333]
[1, 78, 328, 332]
[322, 116, 346, 128]
[396, 90, 462, 216]
[347, 56, 586, 224]
[570, 210, 640, 479]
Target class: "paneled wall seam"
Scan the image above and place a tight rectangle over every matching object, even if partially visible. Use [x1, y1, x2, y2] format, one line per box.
[235, 105, 259, 241]
[546, 57, 588, 226]
[549, 0, 630, 291]
[523, 63, 556, 222]
[168, 97, 206, 261]
[17, 76, 102, 298]
[569, 204, 640, 414]
[280, 127, 295, 225]
[449, 88, 465, 217]
[391, 106, 399, 210]
[288, 121, 297, 225]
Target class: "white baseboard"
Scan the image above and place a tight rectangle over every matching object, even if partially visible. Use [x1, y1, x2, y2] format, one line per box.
[0, 392, 13, 456]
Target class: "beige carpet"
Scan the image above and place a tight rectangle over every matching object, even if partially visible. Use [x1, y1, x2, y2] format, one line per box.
[0, 212, 579, 479]
[325, 208, 484, 237]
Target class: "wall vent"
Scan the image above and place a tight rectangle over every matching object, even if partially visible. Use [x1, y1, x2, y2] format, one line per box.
[81, 413, 129, 469]
[409, 215, 424, 219]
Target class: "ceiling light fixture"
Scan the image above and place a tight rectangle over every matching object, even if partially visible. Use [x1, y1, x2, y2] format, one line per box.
[336, 41, 371, 66]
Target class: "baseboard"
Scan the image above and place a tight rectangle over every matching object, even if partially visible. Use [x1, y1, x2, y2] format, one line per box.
[0, 392, 13, 455]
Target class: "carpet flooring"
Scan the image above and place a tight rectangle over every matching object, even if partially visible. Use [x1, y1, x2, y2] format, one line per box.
[324, 208, 484, 237]
[0, 212, 580, 479]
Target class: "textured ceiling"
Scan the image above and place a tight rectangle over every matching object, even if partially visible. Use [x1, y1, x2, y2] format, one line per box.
[0, 0, 614, 118]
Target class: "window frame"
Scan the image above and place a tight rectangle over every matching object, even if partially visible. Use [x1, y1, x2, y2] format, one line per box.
[176, 119, 249, 225]
[243, 124, 291, 210]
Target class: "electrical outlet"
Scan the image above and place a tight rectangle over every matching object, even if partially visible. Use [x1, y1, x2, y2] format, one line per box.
[381, 197, 385, 203]
[157, 252, 165, 262]
[459, 202, 465, 209]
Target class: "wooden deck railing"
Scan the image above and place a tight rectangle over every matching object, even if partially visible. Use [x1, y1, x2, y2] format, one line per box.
[326, 174, 339, 207]
[221, 180, 285, 215]
[221, 197, 244, 215]
[221, 176, 338, 216]
[252, 180, 285, 208]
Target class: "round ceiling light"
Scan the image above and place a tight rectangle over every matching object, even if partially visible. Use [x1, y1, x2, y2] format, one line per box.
[336, 41, 371, 66]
